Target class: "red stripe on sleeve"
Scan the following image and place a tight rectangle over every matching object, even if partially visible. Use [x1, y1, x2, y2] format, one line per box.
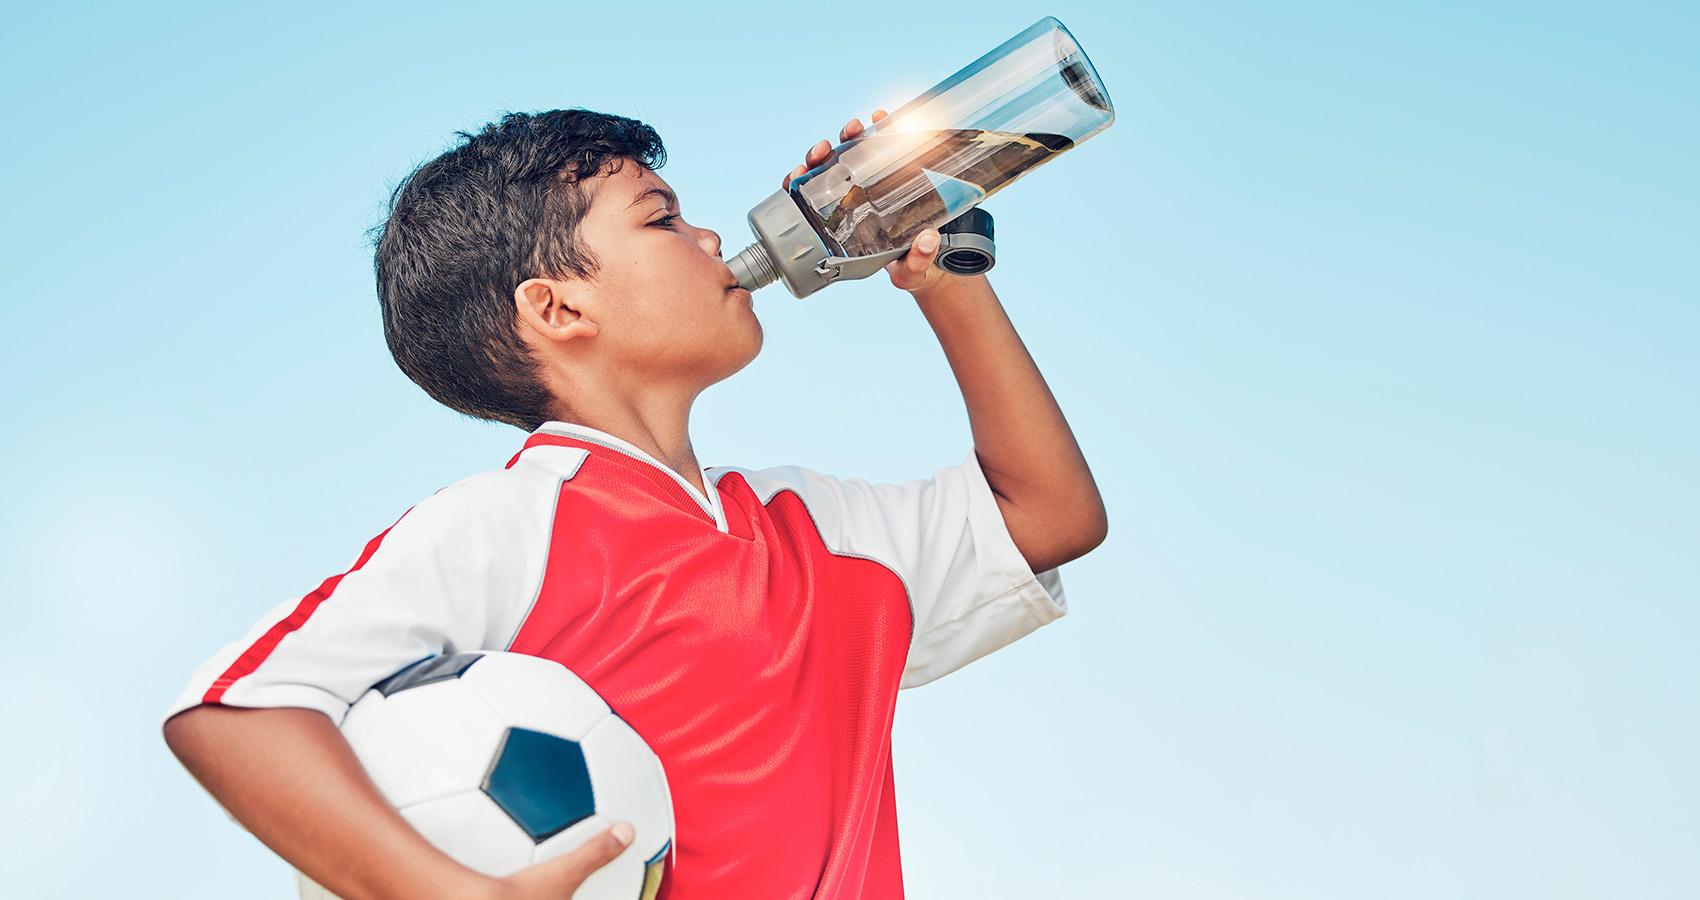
[201, 508, 414, 705]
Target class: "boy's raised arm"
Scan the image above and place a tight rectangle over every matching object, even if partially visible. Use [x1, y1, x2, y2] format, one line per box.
[163, 705, 634, 900]
[908, 271, 1109, 573]
[796, 114, 1109, 575]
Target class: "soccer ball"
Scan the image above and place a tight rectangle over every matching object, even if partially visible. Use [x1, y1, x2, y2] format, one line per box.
[297, 651, 674, 900]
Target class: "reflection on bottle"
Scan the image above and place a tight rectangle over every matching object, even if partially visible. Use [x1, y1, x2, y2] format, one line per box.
[791, 128, 1074, 258]
[920, 168, 986, 222]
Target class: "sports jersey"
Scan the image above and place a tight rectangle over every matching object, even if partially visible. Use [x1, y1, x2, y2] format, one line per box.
[163, 419, 1069, 898]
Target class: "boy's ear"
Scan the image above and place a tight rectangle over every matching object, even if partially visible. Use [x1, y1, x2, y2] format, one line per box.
[515, 277, 599, 343]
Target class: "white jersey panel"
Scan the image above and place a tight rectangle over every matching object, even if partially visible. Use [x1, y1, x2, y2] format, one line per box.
[159, 445, 589, 729]
[708, 449, 1068, 690]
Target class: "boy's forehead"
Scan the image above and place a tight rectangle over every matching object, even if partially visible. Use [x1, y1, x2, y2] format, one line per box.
[586, 163, 675, 213]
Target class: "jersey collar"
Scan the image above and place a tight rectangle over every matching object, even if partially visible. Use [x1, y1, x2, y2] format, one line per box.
[525, 420, 728, 534]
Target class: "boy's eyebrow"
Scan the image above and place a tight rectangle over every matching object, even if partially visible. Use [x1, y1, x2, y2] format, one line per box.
[627, 185, 677, 212]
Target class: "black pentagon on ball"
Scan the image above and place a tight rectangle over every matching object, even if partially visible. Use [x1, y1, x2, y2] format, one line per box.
[373, 652, 487, 696]
[481, 727, 597, 842]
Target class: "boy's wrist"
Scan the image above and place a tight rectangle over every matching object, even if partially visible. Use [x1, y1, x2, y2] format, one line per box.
[365, 841, 498, 900]
[910, 272, 993, 309]
[440, 869, 503, 900]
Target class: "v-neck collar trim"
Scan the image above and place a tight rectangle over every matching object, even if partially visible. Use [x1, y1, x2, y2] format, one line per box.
[528, 420, 727, 533]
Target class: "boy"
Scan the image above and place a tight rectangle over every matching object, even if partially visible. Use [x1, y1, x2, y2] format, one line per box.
[162, 107, 1107, 899]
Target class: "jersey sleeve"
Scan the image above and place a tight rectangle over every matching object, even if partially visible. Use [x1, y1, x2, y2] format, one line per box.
[160, 468, 555, 730]
[716, 449, 1069, 690]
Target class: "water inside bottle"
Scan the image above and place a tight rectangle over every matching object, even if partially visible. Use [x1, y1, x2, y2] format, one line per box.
[791, 128, 1073, 259]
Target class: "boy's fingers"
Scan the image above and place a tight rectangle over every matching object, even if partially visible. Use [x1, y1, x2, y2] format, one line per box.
[786, 139, 832, 190]
[786, 111, 889, 189]
[806, 138, 830, 167]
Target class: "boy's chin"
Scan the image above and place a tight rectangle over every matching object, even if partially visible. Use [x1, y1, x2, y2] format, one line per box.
[712, 331, 763, 381]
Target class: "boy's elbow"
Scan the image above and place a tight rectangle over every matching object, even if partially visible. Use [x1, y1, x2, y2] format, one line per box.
[1060, 522, 1106, 567]
[162, 704, 213, 764]
[1004, 494, 1109, 572]
[1061, 480, 1108, 552]
[1024, 518, 1106, 573]
[1084, 502, 1109, 550]
[163, 703, 252, 768]
[1068, 499, 1109, 558]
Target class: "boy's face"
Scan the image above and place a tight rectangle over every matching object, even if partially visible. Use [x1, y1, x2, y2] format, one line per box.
[515, 159, 762, 394]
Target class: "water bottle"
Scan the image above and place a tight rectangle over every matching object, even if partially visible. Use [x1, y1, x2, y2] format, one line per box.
[727, 16, 1115, 299]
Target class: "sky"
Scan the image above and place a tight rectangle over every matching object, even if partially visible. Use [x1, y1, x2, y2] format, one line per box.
[2, 1, 1696, 897]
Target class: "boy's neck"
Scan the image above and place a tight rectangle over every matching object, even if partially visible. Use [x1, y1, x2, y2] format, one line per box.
[554, 403, 705, 497]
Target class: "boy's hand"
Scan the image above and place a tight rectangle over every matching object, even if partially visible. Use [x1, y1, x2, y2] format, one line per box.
[484, 822, 636, 899]
[783, 109, 950, 296]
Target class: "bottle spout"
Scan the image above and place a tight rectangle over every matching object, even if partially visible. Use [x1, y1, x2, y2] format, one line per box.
[727, 242, 778, 293]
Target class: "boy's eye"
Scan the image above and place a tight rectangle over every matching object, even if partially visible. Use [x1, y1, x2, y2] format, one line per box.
[649, 213, 679, 229]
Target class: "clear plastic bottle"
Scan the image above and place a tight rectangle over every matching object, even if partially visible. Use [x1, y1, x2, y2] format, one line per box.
[728, 16, 1115, 297]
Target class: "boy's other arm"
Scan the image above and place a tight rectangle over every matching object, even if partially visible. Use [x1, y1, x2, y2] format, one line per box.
[907, 271, 1109, 574]
[163, 705, 632, 900]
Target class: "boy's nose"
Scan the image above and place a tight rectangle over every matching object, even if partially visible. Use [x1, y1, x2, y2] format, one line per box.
[698, 226, 723, 259]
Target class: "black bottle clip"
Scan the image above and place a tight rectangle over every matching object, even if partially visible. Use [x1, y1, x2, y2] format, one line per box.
[935, 207, 996, 275]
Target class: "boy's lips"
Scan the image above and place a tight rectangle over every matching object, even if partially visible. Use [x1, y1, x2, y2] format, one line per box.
[722, 269, 753, 302]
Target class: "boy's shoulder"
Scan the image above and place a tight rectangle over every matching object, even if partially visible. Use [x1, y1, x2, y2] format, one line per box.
[708, 456, 961, 507]
[435, 440, 596, 505]
[705, 453, 986, 555]
[706, 459, 841, 500]
[389, 442, 596, 549]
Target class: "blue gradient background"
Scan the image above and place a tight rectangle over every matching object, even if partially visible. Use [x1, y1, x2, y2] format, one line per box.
[3, 2, 1695, 897]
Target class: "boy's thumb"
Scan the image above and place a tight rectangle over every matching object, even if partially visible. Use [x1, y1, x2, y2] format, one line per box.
[540, 822, 635, 887]
[909, 229, 939, 271]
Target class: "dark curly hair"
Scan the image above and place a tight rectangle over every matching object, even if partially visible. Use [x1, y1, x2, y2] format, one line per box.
[368, 108, 667, 431]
